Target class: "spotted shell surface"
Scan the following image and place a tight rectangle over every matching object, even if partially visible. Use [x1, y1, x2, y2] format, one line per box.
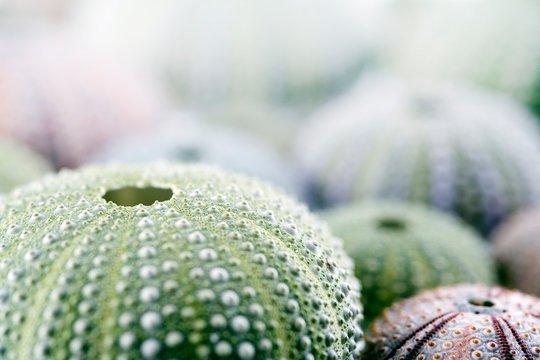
[0, 163, 363, 359]
[493, 209, 540, 296]
[366, 284, 540, 359]
[296, 74, 540, 235]
[0, 29, 167, 169]
[0, 139, 51, 193]
[325, 202, 495, 325]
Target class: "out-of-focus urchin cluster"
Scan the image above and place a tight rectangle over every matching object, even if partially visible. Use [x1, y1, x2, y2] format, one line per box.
[92, 113, 305, 200]
[297, 74, 540, 235]
[381, 0, 540, 117]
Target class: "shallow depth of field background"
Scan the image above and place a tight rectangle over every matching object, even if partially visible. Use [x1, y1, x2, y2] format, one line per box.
[2, 0, 540, 297]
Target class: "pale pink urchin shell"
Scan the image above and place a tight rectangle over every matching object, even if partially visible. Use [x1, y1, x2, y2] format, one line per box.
[0, 29, 168, 168]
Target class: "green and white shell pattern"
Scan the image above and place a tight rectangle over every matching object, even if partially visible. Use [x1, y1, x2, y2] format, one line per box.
[0, 163, 363, 359]
[325, 202, 495, 324]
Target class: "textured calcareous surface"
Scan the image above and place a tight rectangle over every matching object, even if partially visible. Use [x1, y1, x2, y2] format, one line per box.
[0, 163, 363, 359]
[325, 202, 495, 324]
[0, 29, 167, 169]
[493, 209, 540, 296]
[297, 74, 540, 235]
[0, 139, 51, 193]
[366, 284, 540, 359]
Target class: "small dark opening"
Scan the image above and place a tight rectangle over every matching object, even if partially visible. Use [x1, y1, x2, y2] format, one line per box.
[468, 299, 495, 307]
[377, 217, 407, 231]
[103, 186, 173, 206]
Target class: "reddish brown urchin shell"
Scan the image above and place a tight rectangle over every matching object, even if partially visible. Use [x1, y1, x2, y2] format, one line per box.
[492, 209, 540, 297]
[0, 29, 168, 169]
[366, 284, 540, 359]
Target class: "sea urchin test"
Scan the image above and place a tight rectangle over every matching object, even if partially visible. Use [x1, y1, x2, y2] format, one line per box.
[0, 163, 363, 359]
[297, 74, 540, 235]
[366, 284, 540, 359]
[325, 202, 495, 325]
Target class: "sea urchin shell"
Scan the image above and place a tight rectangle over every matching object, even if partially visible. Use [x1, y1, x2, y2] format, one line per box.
[366, 284, 540, 359]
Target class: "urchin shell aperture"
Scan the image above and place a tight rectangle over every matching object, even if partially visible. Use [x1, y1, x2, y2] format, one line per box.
[0, 163, 363, 359]
[366, 284, 540, 359]
[325, 202, 495, 325]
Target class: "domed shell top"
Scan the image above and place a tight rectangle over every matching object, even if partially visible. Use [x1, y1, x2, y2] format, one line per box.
[493, 209, 540, 296]
[0, 138, 51, 193]
[297, 74, 540, 235]
[366, 284, 540, 359]
[0, 29, 168, 169]
[325, 202, 495, 324]
[0, 163, 363, 359]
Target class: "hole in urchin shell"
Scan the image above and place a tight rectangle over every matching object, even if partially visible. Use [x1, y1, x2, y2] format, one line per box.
[103, 186, 173, 206]
[377, 217, 407, 231]
[468, 299, 496, 308]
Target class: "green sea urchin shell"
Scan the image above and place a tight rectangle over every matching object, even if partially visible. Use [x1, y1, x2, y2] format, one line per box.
[298, 74, 540, 235]
[0, 139, 51, 193]
[325, 202, 495, 324]
[366, 284, 540, 359]
[0, 163, 363, 359]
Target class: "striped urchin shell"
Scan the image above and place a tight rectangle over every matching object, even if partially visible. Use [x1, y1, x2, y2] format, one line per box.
[0, 139, 51, 193]
[366, 284, 540, 359]
[72, 0, 366, 110]
[0, 163, 363, 359]
[0, 29, 167, 169]
[325, 202, 495, 325]
[493, 210, 540, 296]
[297, 74, 540, 235]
